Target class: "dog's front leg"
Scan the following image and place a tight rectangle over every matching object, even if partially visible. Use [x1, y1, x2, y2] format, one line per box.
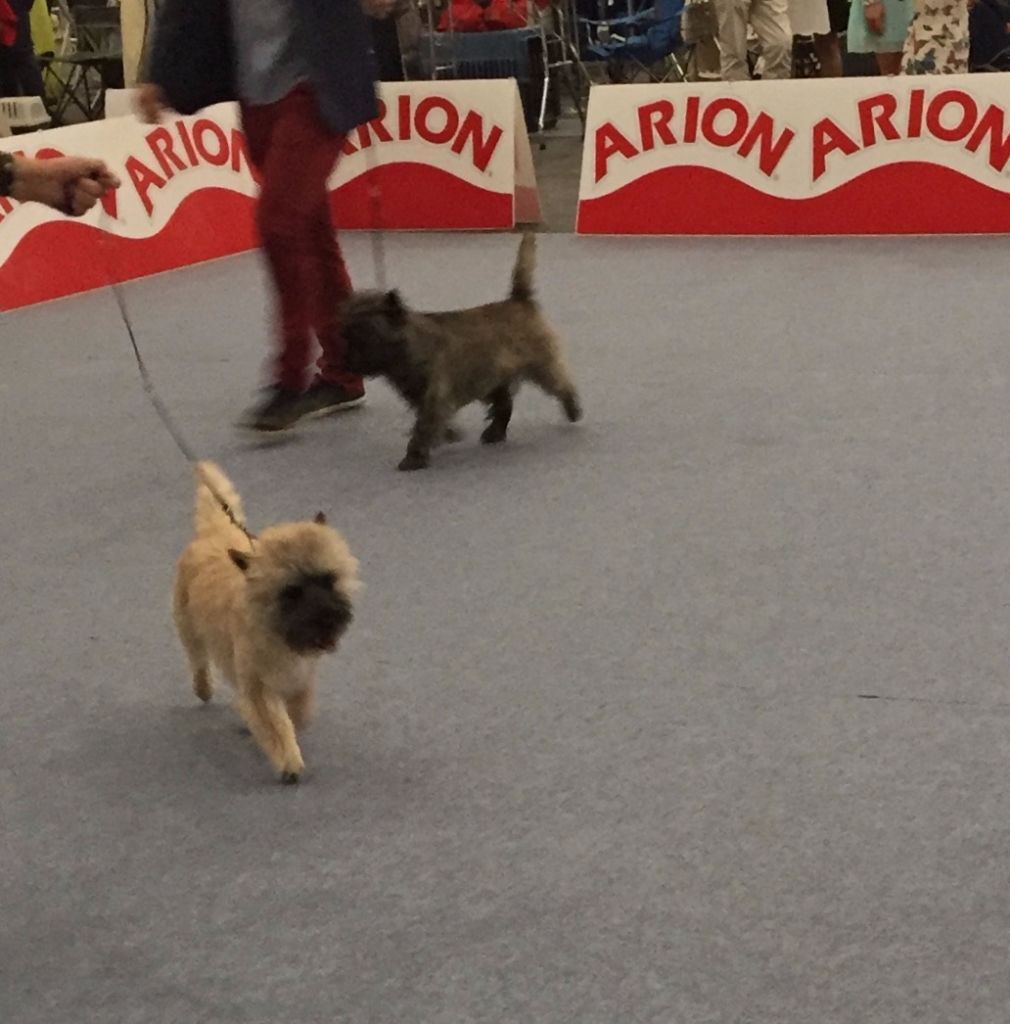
[238, 680, 306, 784]
[400, 390, 449, 471]
[286, 685, 315, 732]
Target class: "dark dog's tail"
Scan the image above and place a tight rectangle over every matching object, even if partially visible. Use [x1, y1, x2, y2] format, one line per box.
[509, 231, 536, 303]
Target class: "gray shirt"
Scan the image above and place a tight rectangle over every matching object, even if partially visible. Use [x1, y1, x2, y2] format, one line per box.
[229, 0, 309, 106]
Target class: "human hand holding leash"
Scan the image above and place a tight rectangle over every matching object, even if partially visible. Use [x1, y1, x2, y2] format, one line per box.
[0, 153, 120, 215]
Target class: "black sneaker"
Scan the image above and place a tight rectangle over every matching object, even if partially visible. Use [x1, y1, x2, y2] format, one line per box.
[299, 380, 366, 420]
[240, 386, 306, 432]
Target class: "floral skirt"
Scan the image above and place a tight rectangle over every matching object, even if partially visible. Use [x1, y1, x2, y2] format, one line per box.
[902, 0, 970, 74]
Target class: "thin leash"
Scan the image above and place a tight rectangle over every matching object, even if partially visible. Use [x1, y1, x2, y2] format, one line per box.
[98, 208, 256, 547]
[364, 136, 388, 291]
[99, 133, 390, 542]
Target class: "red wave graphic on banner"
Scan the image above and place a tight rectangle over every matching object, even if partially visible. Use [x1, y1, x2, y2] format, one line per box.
[331, 161, 512, 230]
[577, 161, 1010, 235]
[0, 163, 512, 310]
[0, 189, 257, 311]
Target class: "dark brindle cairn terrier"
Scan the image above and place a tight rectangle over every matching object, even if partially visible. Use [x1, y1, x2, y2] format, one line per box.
[341, 232, 583, 471]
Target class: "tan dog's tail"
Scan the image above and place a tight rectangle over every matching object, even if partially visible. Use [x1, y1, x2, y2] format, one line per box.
[510, 231, 536, 303]
[193, 461, 246, 539]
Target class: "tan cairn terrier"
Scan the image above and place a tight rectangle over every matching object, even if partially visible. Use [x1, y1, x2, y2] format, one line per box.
[173, 462, 360, 784]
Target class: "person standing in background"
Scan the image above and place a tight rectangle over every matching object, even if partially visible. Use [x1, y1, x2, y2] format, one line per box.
[713, 0, 793, 80]
[789, 0, 843, 75]
[786, 0, 844, 74]
[0, 0, 44, 97]
[847, 0, 913, 73]
[28, 0, 54, 60]
[903, 0, 970, 72]
[969, 0, 1010, 70]
[140, 0, 395, 433]
[682, 0, 723, 80]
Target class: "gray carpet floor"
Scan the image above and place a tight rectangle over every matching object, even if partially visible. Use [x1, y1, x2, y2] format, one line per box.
[3, 233, 1010, 1024]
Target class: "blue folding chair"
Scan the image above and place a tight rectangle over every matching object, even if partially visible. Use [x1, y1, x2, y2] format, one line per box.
[575, 0, 686, 82]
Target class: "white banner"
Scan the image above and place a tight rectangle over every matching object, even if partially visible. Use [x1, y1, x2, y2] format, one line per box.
[577, 76, 1010, 235]
[1, 81, 540, 309]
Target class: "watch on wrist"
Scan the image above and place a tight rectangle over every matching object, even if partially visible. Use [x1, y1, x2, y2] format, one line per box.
[0, 151, 16, 198]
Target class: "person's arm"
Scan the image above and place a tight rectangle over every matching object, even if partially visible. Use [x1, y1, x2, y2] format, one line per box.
[136, 81, 169, 123]
[135, 0, 174, 123]
[863, 0, 886, 34]
[139, 0, 235, 122]
[0, 152, 120, 215]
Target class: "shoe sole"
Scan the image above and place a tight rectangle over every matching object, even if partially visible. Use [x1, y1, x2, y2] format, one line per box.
[236, 395, 365, 432]
[301, 395, 367, 421]
[236, 415, 302, 434]
[237, 422, 299, 435]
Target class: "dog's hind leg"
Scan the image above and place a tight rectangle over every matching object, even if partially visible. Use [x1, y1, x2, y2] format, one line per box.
[528, 356, 582, 424]
[173, 592, 213, 702]
[188, 650, 213, 704]
[481, 383, 514, 444]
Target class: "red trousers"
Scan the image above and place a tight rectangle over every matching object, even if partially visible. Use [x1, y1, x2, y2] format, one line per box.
[242, 86, 362, 394]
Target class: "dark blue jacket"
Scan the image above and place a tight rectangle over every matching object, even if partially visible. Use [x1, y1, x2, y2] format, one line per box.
[971, 0, 1010, 69]
[146, 0, 379, 135]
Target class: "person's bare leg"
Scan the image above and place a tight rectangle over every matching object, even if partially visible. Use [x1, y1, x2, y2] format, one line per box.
[814, 32, 843, 77]
[876, 51, 902, 75]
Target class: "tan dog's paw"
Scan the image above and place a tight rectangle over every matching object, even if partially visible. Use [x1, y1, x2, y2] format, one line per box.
[193, 669, 213, 702]
[279, 749, 305, 785]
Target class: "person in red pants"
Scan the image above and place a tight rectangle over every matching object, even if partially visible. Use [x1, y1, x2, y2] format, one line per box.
[140, 0, 395, 431]
[239, 86, 364, 426]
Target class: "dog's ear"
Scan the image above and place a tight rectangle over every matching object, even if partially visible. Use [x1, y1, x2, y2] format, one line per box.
[385, 289, 406, 323]
[314, 511, 327, 525]
[229, 549, 253, 573]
